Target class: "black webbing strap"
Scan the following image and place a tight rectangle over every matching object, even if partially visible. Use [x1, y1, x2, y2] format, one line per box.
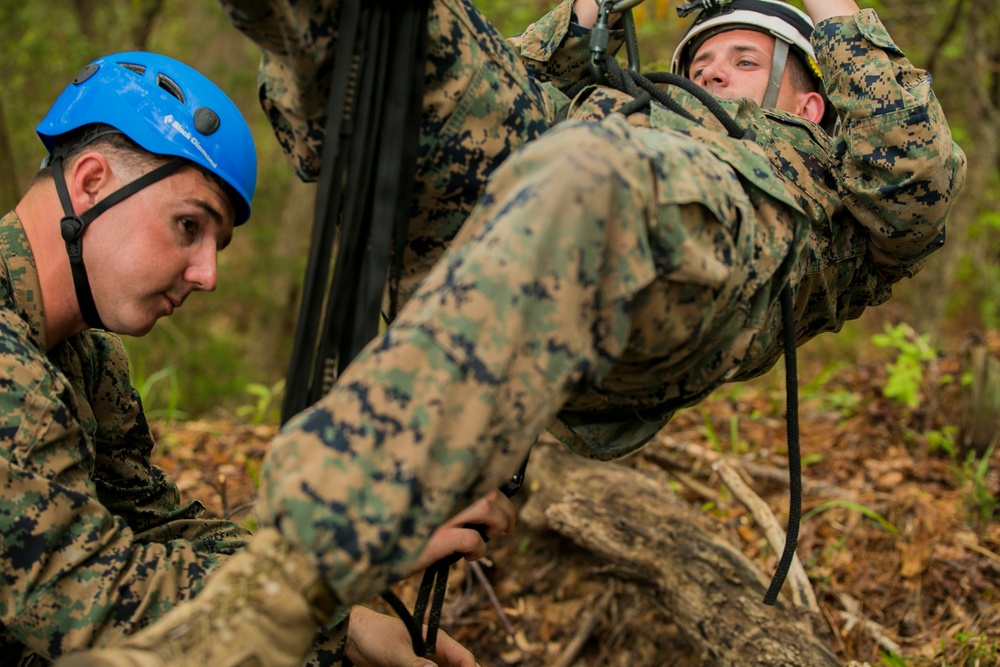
[281, 0, 429, 425]
[275, 0, 433, 662]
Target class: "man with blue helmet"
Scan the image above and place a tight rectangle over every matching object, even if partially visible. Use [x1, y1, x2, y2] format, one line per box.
[1, 51, 511, 667]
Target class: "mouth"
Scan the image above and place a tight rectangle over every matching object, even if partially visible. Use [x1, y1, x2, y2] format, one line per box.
[164, 294, 182, 315]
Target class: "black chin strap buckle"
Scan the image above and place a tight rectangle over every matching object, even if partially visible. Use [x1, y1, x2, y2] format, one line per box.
[60, 215, 85, 244]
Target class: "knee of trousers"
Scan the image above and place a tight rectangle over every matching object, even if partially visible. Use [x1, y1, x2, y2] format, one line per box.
[467, 117, 659, 306]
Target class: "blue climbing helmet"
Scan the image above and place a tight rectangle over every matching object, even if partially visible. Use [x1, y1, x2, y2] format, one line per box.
[35, 52, 256, 331]
[36, 51, 256, 224]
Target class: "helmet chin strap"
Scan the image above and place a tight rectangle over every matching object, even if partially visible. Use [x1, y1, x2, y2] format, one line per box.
[50, 155, 187, 330]
[762, 38, 789, 110]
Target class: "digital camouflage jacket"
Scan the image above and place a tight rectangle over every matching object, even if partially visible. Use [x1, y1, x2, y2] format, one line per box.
[0, 211, 249, 664]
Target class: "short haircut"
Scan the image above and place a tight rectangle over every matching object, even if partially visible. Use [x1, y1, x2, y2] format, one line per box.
[784, 50, 820, 96]
[30, 124, 165, 188]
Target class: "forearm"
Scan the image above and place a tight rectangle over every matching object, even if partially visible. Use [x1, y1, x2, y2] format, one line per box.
[1, 332, 249, 658]
[0, 459, 243, 659]
[818, 11, 966, 276]
[508, 0, 623, 89]
[802, 0, 861, 24]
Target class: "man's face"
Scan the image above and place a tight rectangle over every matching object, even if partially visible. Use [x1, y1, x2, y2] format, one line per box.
[688, 28, 800, 114]
[83, 164, 235, 336]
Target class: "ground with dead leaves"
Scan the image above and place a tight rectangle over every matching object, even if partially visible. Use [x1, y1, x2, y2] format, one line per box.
[150, 331, 1000, 666]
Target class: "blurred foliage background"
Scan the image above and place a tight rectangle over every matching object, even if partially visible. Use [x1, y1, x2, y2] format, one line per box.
[0, 0, 997, 419]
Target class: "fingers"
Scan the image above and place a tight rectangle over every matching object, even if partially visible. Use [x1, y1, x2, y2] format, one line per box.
[428, 628, 478, 667]
[345, 606, 480, 667]
[407, 489, 518, 575]
[446, 488, 517, 541]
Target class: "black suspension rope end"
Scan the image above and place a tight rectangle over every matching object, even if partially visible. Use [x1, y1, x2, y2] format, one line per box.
[762, 285, 803, 607]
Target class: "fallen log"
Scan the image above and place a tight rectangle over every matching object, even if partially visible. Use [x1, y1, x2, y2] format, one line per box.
[519, 443, 840, 667]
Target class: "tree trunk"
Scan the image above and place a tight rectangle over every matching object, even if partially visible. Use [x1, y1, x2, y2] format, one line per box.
[519, 444, 840, 667]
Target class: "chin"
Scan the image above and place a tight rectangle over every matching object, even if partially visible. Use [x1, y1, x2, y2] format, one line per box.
[112, 317, 159, 338]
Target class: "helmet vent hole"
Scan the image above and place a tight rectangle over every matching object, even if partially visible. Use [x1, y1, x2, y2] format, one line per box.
[118, 62, 146, 76]
[156, 74, 186, 104]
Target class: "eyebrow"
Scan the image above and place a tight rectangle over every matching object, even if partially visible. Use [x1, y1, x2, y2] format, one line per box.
[691, 43, 766, 68]
[188, 198, 233, 250]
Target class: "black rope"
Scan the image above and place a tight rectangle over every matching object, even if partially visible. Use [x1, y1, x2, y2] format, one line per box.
[400, 454, 528, 661]
[566, 58, 743, 140]
[763, 285, 802, 605]
[275, 0, 433, 661]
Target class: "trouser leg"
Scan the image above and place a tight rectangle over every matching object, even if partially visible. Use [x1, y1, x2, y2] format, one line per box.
[220, 0, 555, 302]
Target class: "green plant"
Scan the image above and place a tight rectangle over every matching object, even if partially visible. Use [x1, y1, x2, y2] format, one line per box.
[801, 499, 900, 535]
[936, 630, 1000, 666]
[926, 426, 958, 459]
[820, 387, 862, 419]
[728, 415, 748, 455]
[244, 459, 261, 490]
[136, 365, 189, 422]
[871, 323, 937, 408]
[877, 651, 909, 666]
[518, 537, 531, 555]
[958, 443, 999, 530]
[801, 452, 826, 467]
[698, 407, 722, 452]
[235, 379, 286, 425]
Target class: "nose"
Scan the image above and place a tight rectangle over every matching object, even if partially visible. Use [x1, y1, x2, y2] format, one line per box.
[185, 244, 219, 292]
[695, 59, 728, 89]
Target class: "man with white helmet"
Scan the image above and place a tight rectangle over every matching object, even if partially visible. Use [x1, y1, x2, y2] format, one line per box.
[57, 0, 966, 664]
[0, 50, 513, 667]
[669, 0, 839, 129]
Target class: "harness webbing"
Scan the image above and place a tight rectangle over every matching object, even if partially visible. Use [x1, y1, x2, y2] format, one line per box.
[277, 0, 442, 661]
[762, 38, 790, 110]
[281, 0, 429, 425]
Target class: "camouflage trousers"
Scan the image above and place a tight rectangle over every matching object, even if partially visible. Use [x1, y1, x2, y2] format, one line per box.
[259, 112, 797, 605]
[222, 0, 557, 303]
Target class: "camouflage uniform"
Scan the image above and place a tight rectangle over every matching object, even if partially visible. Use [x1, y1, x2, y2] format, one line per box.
[0, 211, 250, 665]
[220, 0, 965, 617]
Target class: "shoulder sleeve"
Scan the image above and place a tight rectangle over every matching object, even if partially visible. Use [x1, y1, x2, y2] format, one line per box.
[507, 0, 623, 90]
[0, 324, 247, 659]
[815, 9, 967, 281]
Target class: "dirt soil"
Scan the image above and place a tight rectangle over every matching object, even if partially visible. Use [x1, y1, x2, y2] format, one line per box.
[150, 331, 1000, 667]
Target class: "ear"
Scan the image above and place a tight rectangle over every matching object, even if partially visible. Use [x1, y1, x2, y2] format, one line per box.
[66, 152, 116, 212]
[795, 91, 827, 126]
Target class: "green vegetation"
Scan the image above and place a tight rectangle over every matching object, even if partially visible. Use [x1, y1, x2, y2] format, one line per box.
[802, 499, 900, 536]
[871, 323, 938, 409]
